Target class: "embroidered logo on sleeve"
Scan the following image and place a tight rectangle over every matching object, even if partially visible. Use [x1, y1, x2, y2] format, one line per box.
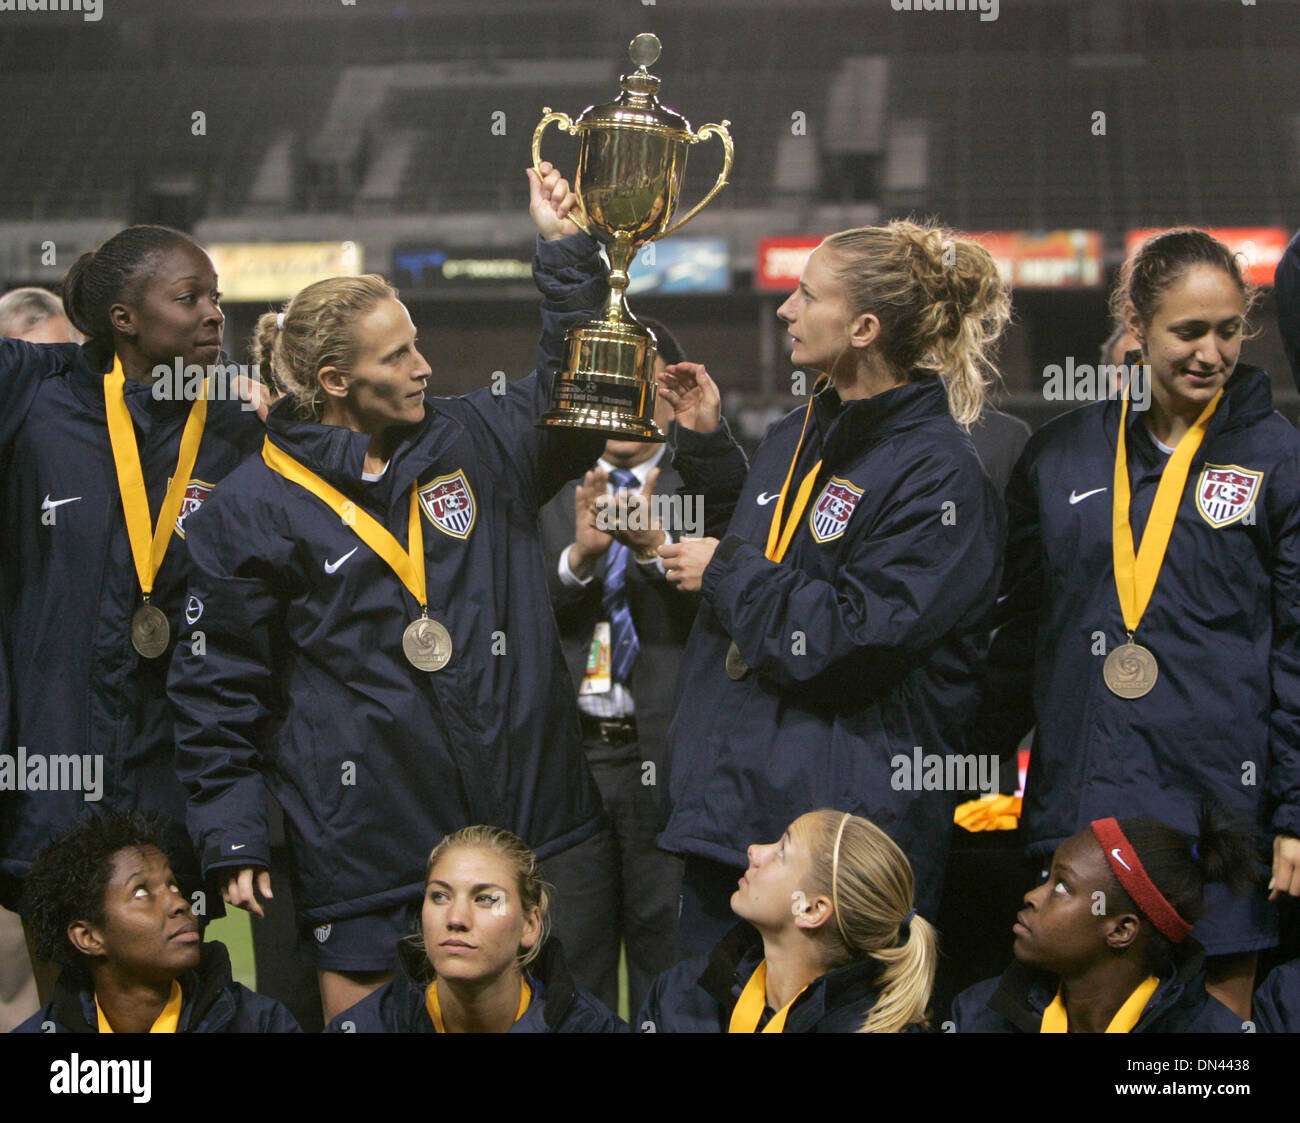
[418, 470, 477, 539]
[809, 477, 865, 543]
[1195, 464, 1263, 528]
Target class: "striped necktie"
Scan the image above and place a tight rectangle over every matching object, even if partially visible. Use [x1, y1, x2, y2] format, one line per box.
[602, 468, 642, 684]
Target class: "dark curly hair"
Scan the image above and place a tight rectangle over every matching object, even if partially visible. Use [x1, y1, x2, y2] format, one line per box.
[21, 812, 173, 971]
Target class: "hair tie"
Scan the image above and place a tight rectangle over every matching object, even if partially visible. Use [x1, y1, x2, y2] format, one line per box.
[1090, 818, 1193, 943]
[830, 812, 851, 946]
[276, 312, 286, 331]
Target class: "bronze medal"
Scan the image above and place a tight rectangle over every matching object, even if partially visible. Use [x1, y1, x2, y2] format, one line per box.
[1103, 642, 1158, 699]
[725, 640, 750, 682]
[403, 617, 453, 672]
[131, 603, 171, 659]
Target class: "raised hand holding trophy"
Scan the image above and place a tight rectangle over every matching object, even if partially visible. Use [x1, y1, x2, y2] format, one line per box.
[532, 33, 734, 440]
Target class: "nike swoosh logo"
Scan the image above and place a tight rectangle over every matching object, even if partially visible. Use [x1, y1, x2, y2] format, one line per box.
[1069, 488, 1107, 505]
[324, 547, 359, 574]
[230, 844, 245, 851]
[1110, 847, 1131, 872]
[41, 495, 82, 510]
[757, 492, 779, 506]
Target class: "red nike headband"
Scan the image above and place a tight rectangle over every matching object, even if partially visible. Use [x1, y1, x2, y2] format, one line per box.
[1090, 818, 1193, 944]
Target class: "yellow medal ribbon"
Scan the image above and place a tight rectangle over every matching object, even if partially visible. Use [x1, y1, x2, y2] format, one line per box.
[1112, 386, 1223, 638]
[763, 375, 829, 564]
[104, 357, 208, 601]
[96, 979, 184, 1033]
[1039, 975, 1159, 1034]
[424, 978, 531, 1032]
[261, 438, 427, 612]
[727, 960, 809, 1034]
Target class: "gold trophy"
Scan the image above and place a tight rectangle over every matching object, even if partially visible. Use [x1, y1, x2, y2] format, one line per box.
[532, 33, 734, 440]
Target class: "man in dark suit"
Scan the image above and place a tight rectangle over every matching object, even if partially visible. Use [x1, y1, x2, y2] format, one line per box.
[538, 319, 698, 1018]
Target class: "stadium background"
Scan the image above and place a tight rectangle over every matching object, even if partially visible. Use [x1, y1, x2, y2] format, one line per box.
[2, 0, 1298, 1014]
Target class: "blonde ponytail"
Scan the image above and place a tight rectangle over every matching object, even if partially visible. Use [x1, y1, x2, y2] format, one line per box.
[808, 809, 938, 1033]
[250, 273, 398, 421]
[822, 221, 1011, 427]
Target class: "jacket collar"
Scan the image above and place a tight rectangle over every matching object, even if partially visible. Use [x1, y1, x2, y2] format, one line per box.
[1117, 358, 1274, 466]
[393, 936, 580, 1032]
[56, 940, 235, 1034]
[263, 395, 462, 511]
[698, 922, 886, 1030]
[67, 345, 233, 421]
[811, 378, 955, 469]
[986, 939, 1212, 1033]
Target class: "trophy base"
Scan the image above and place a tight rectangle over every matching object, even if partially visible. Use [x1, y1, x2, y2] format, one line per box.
[539, 407, 663, 442]
[537, 318, 664, 442]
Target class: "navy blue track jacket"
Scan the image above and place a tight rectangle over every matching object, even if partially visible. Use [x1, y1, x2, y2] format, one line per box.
[949, 941, 1244, 1033]
[1276, 229, 1300, 390]
[0, 340, 264, 908]
[661, 380, 1005, 916]
[12, 940, 300, 1033]
[324, 938, 627, 1033]
[167, 234, 608, 926]
[638, 921, 913, 1032]
[1252, 959, 1300, 1032]
[969, 365, 1300, 939]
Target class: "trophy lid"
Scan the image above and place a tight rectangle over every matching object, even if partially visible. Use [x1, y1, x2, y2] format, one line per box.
[575, 33, 691, 134]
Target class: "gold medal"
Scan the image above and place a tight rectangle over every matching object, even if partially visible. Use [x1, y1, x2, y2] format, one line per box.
[104, 358, 208, 659]
[403, 616, 453, 672]
[263, 441, 446, 671]
[725, 640, 750, 682]
[131, 603, 171, 659]
[1103, 642, 1158, 699]
[1108, 385, 1220, 703]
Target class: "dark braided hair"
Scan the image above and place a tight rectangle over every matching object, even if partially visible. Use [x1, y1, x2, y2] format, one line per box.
[21, 811, 172, 973]
[61, 225, 203, 365]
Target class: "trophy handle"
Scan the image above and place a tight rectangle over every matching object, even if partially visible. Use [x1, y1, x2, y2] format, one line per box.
[660, 120, 734, 239]
[532, 109, 592, 236]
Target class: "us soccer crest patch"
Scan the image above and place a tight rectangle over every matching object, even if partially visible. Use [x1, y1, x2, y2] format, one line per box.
[1195, 464, 1263, 528]
[173, 479, 214, 539]
[418, 470, 477, 539]
[809, 476, 864, 543]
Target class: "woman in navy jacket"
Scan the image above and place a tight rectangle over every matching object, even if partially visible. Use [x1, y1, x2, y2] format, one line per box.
[168, 170, 607, 1020]
[654, 222, 1011, 948]
[949, 810, 1251, 1033]
[639, 810, 935, 1033]
[324, 826, 625, 1033]
[969, 229, 1300, 1017]
[0, 226, 265, 922]
[13, 812, 298, 1033]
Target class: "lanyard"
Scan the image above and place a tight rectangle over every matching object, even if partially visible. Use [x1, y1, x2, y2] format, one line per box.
[727, 960, 809, 1034]
[96, 979, 184, 1033]
[1039, 975, 1159, 1033]
[425, 978, 531, 1032]
[764, 376, 829, 564]
[1111, 387, 1222, 636]
[261, 438, 427, 611]
[104, 358, 208, 599]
